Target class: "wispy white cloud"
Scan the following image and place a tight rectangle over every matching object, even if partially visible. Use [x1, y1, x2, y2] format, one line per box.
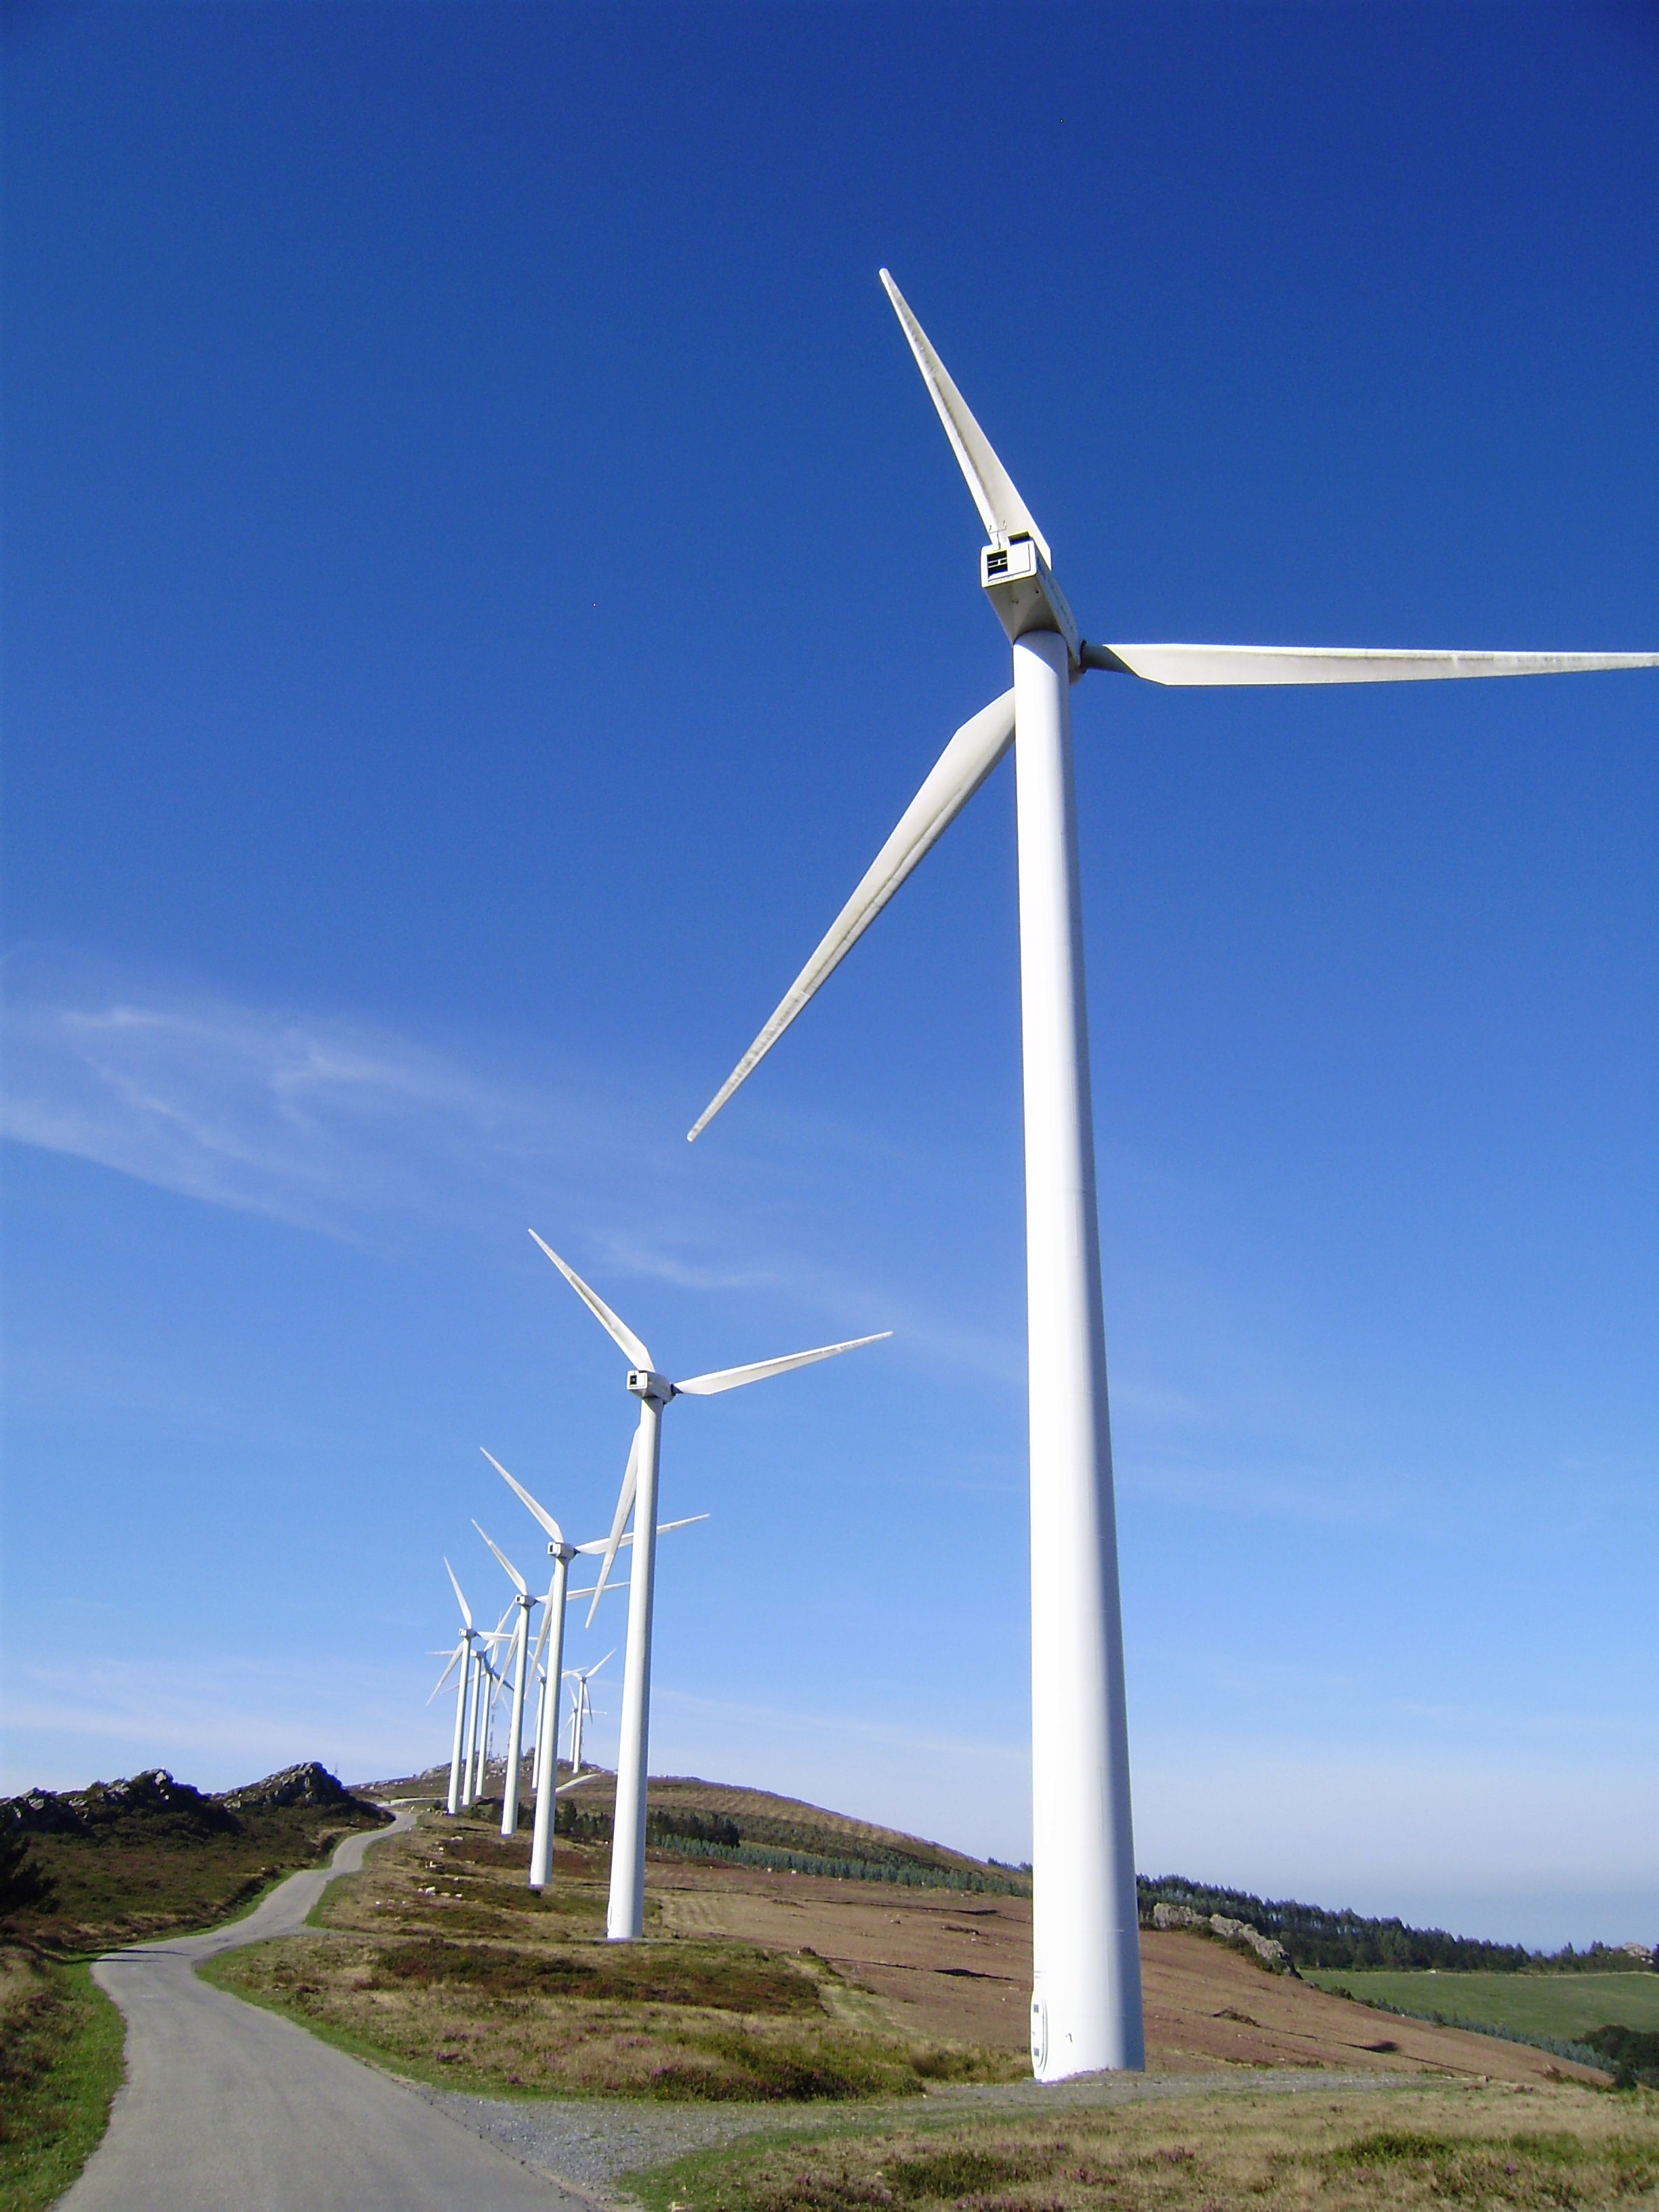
[1, 947, 613, 1242]
[0, 949, 1027, 1394]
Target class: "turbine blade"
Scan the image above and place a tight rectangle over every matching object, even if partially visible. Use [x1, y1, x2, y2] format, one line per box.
[572, 1511, 707, 1555]
[1082, 642, 1659, 686]
[879, 270, 1048, 560]
[675, 1330, 890, 1396]
[444, 1557, 474, 1633]
[529, 1598, 552, 1675]
[587, 1418, 642, 1627]
[472, 1520, 528, 1596]
[687, 690, 1015, 1141]
[428, 1645, 463, 1702]
[480, 1448, 566, 1547]
[528, 1231, 653, 1368]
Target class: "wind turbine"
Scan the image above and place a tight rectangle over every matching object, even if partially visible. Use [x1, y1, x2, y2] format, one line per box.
[687, 270, 1659, 2083]
[566, 1652, 612, 1777]
[530, 1229, 888, 1940]
[434, 1559, 481, 1818]
[474, 1523, 540, 1837]
[468, 1613, 514, 1805]
[483, 1450, 707, 1889]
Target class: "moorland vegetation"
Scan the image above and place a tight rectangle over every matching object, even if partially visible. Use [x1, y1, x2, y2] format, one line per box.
[1, 1761, 388, 1951]
[205, 1803, 1025, 2100]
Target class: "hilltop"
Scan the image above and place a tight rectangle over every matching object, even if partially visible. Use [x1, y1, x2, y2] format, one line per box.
[1, 1763, 388, 1949]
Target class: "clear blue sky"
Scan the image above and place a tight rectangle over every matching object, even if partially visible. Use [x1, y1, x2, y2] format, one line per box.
[3, 3, 1655, 1948]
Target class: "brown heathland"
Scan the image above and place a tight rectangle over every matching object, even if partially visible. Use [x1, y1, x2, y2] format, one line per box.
[213, 1775, 1607, 2102]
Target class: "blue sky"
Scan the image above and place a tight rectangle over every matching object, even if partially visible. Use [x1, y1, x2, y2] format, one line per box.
[3, 3, 1655, 1948]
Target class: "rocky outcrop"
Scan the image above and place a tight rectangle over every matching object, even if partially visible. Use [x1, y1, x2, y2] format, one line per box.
[215, 1763, 358, 1814]
[1, 1769, 237, 1839]
[3, 1761, 373, 1837]
[1151, 1900, 1296, 1973]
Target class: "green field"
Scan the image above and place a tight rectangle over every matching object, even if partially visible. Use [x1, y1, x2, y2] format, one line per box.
[1303, 1968, 1659, 2041]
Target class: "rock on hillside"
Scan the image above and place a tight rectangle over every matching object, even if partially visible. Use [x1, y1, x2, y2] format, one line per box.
[3, 1762, 373, 1837]
[2, 1769, 238, 1839]
[216, 1763, 359, 1814]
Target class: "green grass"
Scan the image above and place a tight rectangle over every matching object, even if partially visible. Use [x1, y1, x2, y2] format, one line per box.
[0, 1951, 125, 2212]
[1303, 1969, 1659, 2042]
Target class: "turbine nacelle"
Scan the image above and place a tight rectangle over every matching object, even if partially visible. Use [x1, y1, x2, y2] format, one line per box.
[627, 1367, 676, 1404]
[981, 535, 1080, 665]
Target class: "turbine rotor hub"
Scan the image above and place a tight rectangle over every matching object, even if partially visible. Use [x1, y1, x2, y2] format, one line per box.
[626, 1367, 676, 1404]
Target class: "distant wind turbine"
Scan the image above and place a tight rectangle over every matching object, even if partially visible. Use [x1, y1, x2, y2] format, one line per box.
[687, 270, 1659, 2082]
[473, 1523, 540, 1838]
[433, 1559, 481, 1818]
[468, 1614, 514, 1805]
[530, 1229, 888, 1940]
[565, 1652, 612, 1777]
[483, 1449, 706, 1889]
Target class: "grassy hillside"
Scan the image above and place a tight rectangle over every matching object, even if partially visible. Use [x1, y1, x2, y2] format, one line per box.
[2, 1764, 389, 1951]
[1303, 1968, 1659, 2041]
[552, 1772, 1028, 1893]
[205, 1801, 1023, 2100]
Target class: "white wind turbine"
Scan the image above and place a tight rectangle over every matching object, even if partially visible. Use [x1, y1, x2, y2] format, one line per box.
[468, 1615, 514, 1805]
[432, 1559, 482, 1818]
[480, 1450, 705, 1890]
[473, 1523, 541, 1838]
[565, 1652, 612, 1777]
[530, 1229, 888, 1940]
[687, 270, 1659, 2083]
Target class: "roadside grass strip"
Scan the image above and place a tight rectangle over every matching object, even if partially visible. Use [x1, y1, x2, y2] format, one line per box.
[0, 1951, 125, 2212]
[626, 2078, 1659, 2212]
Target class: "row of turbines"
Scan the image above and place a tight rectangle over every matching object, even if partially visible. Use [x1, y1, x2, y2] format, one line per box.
[434, 272, 1653, 2081]
[428, 1233, 887, 1925]
[431, 1513, 619, 1878]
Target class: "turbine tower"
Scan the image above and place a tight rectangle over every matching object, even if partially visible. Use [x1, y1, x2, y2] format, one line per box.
[531, 1229, 888, 1940]
[687, 270, 1659, 2082]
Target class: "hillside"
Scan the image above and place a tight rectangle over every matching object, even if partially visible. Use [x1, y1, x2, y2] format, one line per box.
[207, 1786, 1610, 2099]
[2, 1763, 389, 1948]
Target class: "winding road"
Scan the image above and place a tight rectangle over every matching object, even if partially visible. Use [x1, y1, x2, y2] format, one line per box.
[62, 1806, 592, 2211]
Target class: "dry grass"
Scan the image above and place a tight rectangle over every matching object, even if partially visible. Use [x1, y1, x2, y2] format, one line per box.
[632, 2078, 1659, 2211]
[203, 1808, 1024, 2101]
